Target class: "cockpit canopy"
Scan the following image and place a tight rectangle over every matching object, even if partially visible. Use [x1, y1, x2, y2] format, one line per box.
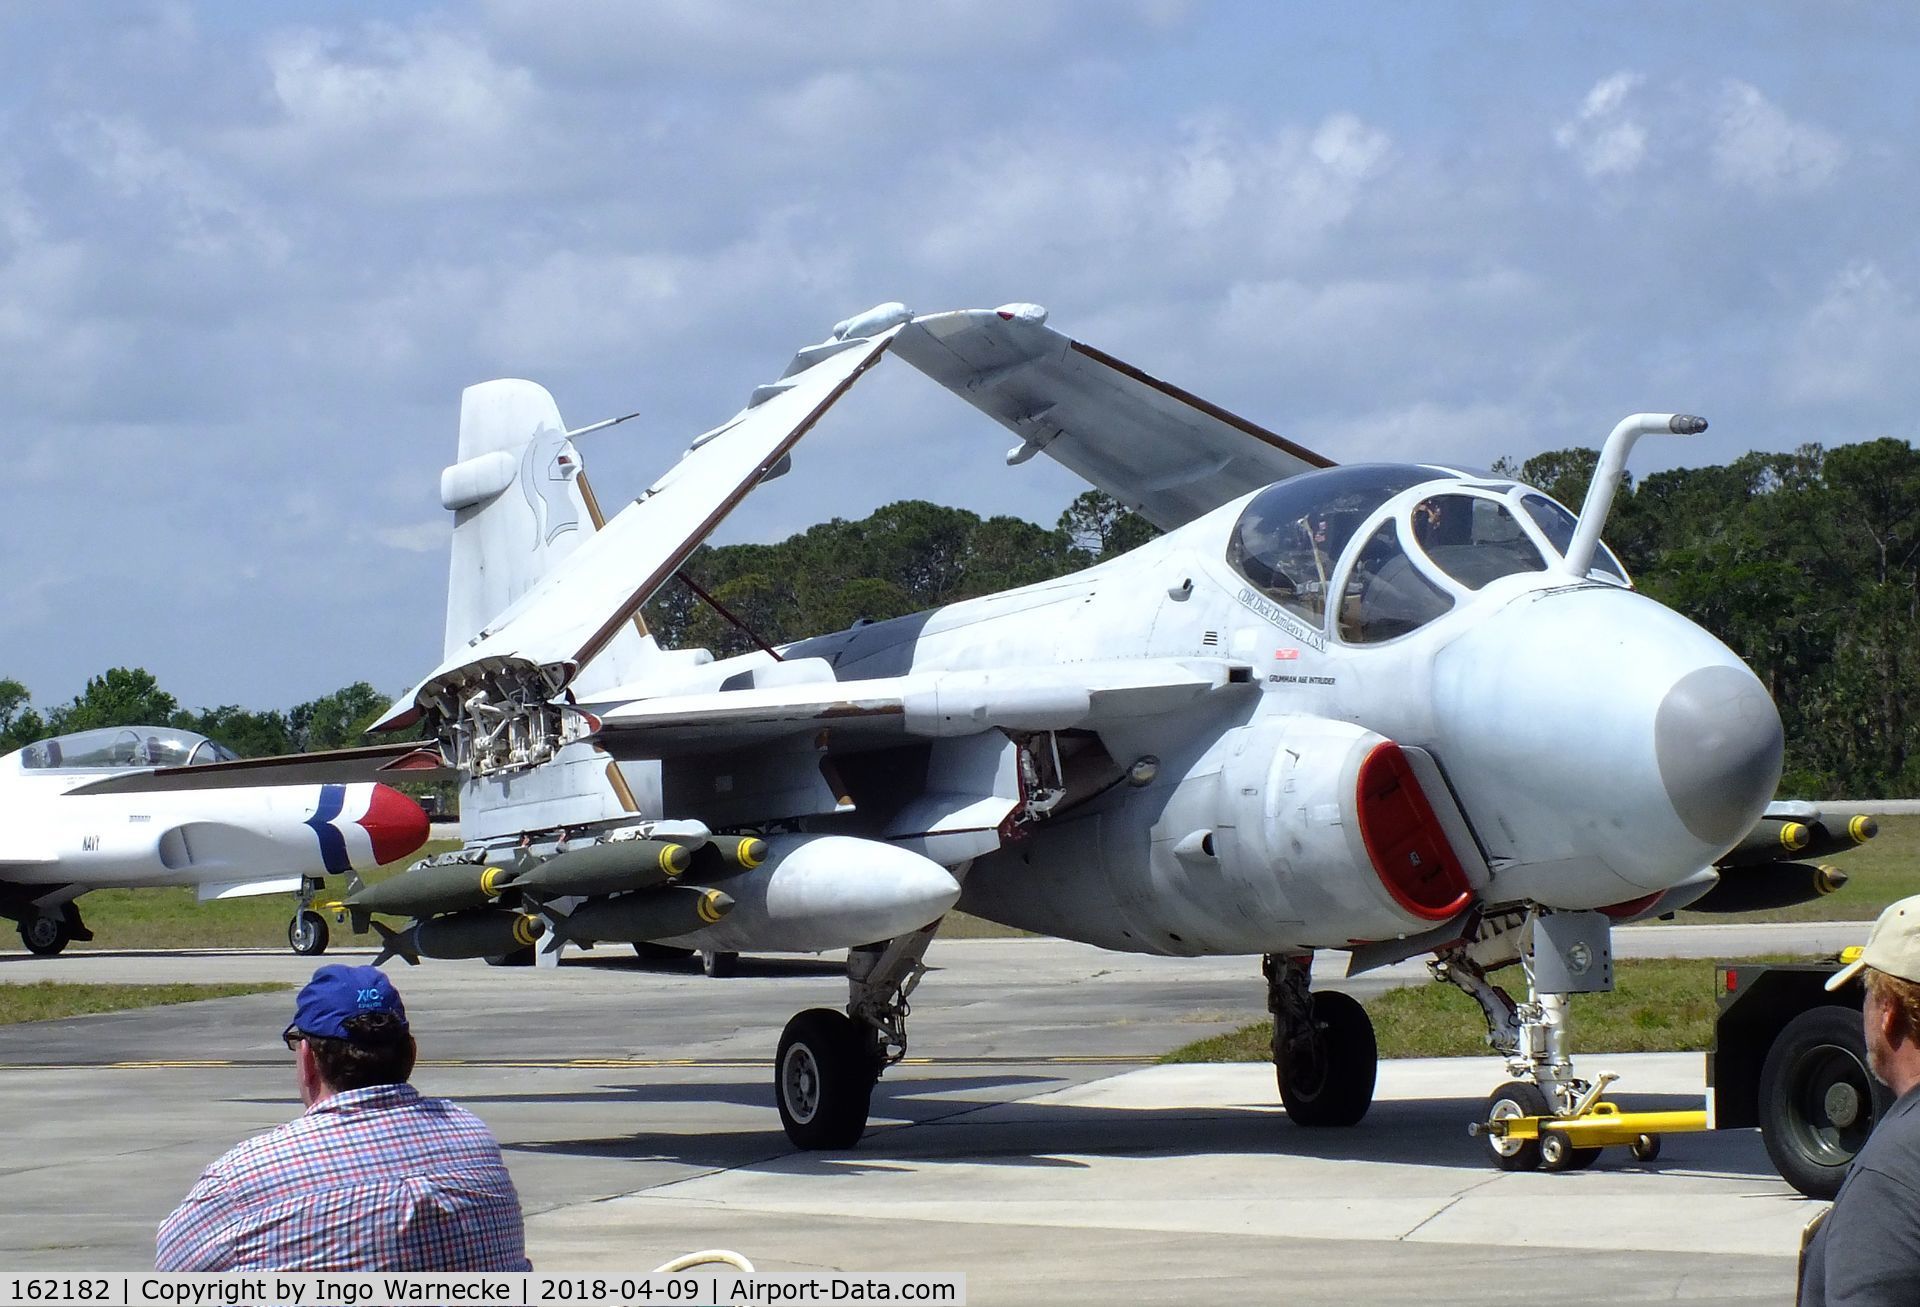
[1225, 463, 1628, 646]
[12, 726, 239, 772]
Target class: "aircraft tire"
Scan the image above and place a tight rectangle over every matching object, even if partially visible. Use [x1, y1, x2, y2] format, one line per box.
[775, 1007, 876, 1150]
[1484, 1081, 1550, 1171]
[485, 947, 537, 967]
[1758, 1004, 1890, 1199]
[289, 912, 330, 956]
[633, 943, 695, 963]
[702, 949, 740, 978]
[1276, 989, 1377, 1127]
[19, 914, 70, 957]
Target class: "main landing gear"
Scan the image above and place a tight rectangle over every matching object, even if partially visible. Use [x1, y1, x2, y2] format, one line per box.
[16, 902, 91, 957]
[1265, 953, 1379, 1127]
[774, 921, 939, 1150]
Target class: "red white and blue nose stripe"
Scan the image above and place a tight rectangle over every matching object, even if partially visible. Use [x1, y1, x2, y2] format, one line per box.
[304, 783, 431, 873]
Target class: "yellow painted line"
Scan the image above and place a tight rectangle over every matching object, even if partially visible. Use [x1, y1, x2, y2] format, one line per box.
[113, 1060, 236, 1068]
[0, 1053, 1154, 1072]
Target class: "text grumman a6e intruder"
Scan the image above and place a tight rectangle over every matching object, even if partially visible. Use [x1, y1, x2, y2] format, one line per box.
[93, 302, 1808, 1164]
[1, 725, 429, 955]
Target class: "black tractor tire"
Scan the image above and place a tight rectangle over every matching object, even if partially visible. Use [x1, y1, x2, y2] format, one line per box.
[775, 1007, 878, 1150]
[289, 911, 330, 956]
[19, 914, 71, 957]
[1276, 989, 1378, 1127]
[1485, 1080, 1552, 1172]
[1758, 1003, 1893, 1199]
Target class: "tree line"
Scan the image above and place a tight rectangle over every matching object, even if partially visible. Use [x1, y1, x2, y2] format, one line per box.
[0, 669, 391, 760]
[1499, 437, 1919, 798]
[5, 440, 1915, 798]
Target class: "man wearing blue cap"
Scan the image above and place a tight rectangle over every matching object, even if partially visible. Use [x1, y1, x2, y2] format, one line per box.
[1799, 893, 1920, 1306]
[156, 965, 530, 1271]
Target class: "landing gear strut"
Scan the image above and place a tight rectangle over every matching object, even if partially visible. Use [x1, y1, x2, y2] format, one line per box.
[774, 921, 938, 1150]
[1266, 953, 1378, 1127]
[1440, 908, 1619, 1171]
[289, 877, 329, 956]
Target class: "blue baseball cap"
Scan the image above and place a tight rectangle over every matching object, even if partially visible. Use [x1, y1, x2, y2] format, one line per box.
[286, 964, 409, 1041]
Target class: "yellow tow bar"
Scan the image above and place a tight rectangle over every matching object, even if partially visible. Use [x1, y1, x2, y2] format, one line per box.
[1473, 1078, 1712, 1170]
[1484, 1101, 1708, 1147]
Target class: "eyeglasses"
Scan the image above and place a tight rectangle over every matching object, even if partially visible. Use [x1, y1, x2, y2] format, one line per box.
[283, 1025, 307, 1052]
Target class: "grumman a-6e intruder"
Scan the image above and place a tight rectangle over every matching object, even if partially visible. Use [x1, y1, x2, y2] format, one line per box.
[94, 302, 1799, 1168]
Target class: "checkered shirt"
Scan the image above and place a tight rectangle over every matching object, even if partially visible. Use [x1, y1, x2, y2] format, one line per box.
[156, 1083, 531, 1271]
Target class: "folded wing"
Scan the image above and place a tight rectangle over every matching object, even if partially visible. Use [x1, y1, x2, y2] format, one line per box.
[891, 305, 1333, 530]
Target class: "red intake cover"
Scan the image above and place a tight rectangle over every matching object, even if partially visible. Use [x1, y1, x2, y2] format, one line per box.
[1355, 743, 1473, 921]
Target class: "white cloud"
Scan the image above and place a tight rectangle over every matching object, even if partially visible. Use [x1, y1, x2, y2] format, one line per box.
[1781, 261, 1920, 406]
[1314, 398, 1535, 467]
[907, 113, 1392, 290]
[54, 114, 287, 261]
[1554, 72, 1648, 178]
[1711, 80, 1846, 196]
[479, 0, 1185, 79]
[224, 25, 555, 200]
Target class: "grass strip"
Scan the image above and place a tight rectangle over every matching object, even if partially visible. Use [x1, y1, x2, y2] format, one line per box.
[1161, 955, 1817, 1063]
[0, 982, 289, 1025]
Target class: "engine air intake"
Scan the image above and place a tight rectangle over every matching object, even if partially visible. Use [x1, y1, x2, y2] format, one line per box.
[1355, 743, 1473, 920]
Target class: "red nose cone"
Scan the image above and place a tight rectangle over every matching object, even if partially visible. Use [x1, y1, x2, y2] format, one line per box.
[361, 784, 431, 865]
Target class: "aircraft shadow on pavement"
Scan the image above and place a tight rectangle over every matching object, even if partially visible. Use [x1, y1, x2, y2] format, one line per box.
[563, 956, 851, 979]
[465, 1073, 1061, 1113]
[496, 1077, 1781, 1182]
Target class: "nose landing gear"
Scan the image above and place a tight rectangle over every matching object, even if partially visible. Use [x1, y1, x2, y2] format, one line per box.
[1441, 908, 1707, 1172]
[289, 876, 330, 956]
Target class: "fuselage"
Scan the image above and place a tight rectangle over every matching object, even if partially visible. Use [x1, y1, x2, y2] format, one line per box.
[0, 727, 430, 904]
[763, 463, 1782, 956]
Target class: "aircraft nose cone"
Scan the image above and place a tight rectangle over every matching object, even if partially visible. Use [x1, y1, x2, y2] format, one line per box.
[1654, 664, 1784, 847]
[361, 783, 431, 865]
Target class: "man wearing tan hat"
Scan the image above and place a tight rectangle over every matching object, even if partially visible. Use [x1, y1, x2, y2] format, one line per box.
[1800, 894, 1920, 1305]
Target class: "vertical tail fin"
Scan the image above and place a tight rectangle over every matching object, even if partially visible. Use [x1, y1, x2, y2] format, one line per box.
[436, 381, 666, 839]
[440, 381, 592, 660]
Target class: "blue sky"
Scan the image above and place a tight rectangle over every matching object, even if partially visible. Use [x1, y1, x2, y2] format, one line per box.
[3, 2, 1916, 715]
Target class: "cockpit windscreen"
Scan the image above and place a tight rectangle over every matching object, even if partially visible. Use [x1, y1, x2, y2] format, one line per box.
[1411, 494, 1548, 590]
[1519, 494, 1628, 582]
[15, 727, 238, 771]
[1226, 465, 1439, 624]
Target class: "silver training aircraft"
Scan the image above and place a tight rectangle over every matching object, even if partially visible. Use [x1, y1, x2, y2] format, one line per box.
[94, 302, 1805, 1164]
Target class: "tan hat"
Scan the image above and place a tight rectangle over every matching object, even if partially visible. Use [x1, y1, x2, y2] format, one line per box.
[1827, 894, 1920, 991]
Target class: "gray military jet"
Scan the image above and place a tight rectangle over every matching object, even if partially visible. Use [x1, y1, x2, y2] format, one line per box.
[99, 303, 1794, 1162]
